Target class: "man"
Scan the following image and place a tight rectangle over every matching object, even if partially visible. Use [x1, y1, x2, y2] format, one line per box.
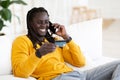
[12, 7, 120, 80]
[11, 7, 85, 80]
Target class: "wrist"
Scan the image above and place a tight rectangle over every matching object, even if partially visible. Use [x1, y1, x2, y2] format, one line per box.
[62, 34, 70, 40]
[66, 36, 72, 43]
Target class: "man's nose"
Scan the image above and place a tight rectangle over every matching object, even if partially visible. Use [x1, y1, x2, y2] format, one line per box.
[40, 22, 47, 26]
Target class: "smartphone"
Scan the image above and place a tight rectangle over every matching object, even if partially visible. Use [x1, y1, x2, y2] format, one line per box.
[55, 40, 66, 47]
[49, 21, 56, 33]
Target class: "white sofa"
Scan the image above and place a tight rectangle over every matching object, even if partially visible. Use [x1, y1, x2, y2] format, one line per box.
[66, 18, 118, 71]
[0, 36, 36, 80]
[0, 18, 117, 80]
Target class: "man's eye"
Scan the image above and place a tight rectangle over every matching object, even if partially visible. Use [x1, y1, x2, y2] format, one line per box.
[37, 21, 42, 24]
[37, 21, 49, 24]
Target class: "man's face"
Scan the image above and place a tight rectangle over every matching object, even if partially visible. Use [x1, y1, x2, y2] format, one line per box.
[31, 12, 49, 36]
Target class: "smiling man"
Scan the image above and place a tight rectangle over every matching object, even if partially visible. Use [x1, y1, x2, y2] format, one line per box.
[11, 7, 120, 80]
[11, 7, 86, 80]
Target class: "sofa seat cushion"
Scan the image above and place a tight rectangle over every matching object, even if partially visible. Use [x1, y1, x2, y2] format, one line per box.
[0, 75, 36, 80]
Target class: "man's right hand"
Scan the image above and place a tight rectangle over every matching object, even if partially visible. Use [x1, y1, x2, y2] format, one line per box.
[37, 42, 56, 56]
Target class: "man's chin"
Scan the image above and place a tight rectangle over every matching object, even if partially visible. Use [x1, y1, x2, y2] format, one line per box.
[40, 35, 45, 37]
[38, 33, 46, 37]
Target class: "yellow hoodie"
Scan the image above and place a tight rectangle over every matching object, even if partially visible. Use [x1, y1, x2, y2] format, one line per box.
[11, 35, 85, 80]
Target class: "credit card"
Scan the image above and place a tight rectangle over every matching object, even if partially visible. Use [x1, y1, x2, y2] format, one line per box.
[55, 40, 66, 47]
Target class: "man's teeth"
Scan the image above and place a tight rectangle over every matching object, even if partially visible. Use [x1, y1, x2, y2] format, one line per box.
[40, 29, 46, 32]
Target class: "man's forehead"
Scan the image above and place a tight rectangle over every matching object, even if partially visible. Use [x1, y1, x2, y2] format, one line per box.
[33, 12, 49, 20]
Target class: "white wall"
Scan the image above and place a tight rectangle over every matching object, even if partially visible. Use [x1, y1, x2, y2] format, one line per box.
[88, 0, 120, 19]
[8, 0, 88, 35]
[28, 0, 88, 26]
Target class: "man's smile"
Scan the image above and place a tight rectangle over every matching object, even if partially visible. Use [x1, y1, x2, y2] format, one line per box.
[39, 29, 46, 32]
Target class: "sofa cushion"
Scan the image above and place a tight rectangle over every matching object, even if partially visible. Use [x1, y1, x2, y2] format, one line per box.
[66, 18, 102, 61]
[0, 36, 12, 75]
[0, 75, 36, 80]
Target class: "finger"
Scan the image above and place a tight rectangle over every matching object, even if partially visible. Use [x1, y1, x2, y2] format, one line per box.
[55, 25, 60, 30]
[44, 44, 56, 49]
[45, 46, 56, 50]
[49, 43, 56, 46]
[53, 23, 60, 28]
[44, 47, 56, 53]
[43, 43, 56, 48]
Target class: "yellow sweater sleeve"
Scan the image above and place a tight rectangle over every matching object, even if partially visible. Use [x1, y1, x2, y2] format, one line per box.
[11, 36, 40, 78]
[62, 40, 86, 67]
